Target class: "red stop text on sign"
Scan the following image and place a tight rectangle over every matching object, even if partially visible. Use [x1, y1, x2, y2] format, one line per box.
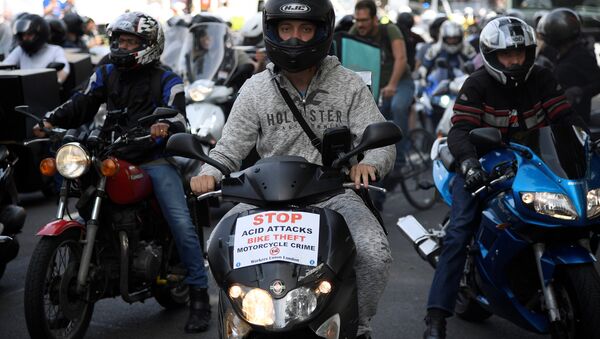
[253, 212, 303, 225]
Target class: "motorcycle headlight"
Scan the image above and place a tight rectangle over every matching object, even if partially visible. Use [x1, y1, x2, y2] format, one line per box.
[439, 95, 451, 108]
[520, 192, 578, 220]
[586, 188, 600, 219]
[228, 280, 333, 329]
[187, 80, 214, 102]
[55, 143, 91, 179]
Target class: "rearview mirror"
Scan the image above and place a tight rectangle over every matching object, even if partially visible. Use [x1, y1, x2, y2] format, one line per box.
[46, 62, 65, 71]
[138, 107, 180, 125]
[469, 128, 502, 150]
[333, 122, 403, 168]
[166, 133, 230, 176]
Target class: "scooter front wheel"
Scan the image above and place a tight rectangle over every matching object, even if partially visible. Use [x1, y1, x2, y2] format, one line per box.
[24, 229, 94, 339]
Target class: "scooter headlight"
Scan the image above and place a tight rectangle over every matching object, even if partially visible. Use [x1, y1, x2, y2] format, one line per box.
[586, 188, 600, 219]
[55, 143, 91, 179]
[228, 280, 333, 329]
[187, 80, 214, 102]
[520, 192, 578, 220]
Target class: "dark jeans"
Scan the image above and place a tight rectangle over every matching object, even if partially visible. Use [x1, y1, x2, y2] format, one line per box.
[141, 163, 208, 288]
[426, 175, 480, 314]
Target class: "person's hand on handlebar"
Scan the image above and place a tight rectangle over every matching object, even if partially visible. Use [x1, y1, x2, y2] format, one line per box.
[190, 175, 217, 195]
[32, 121, 54, 138]
[150, 122, 170, 139]
[350, 164, 377, 190]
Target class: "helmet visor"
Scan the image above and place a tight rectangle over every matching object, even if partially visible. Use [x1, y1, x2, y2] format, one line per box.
[13, 19, 32, 35]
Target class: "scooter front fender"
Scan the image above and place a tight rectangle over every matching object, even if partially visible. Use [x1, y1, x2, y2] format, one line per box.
[36, 219, 85, 236]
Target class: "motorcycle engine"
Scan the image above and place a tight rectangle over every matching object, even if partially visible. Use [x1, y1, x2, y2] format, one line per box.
[132, 241, 163, 282]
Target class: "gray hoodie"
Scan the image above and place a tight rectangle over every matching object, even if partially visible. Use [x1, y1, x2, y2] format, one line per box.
[199, 56, 396, 180]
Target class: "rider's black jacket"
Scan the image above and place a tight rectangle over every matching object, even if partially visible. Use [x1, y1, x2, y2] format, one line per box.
[449, 65, 586, 164]
[553, 41, 600, 123]
[45, 63, 187, 164]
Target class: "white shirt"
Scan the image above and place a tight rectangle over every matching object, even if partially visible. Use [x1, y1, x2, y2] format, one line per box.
[1, 43, 70, 77]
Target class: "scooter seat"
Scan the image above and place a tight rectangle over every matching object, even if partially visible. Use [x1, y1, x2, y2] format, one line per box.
[439, 146, 456, 172]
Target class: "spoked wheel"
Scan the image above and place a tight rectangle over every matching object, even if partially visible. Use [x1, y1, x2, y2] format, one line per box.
[400, 128, 437, 210]
[24, 229, 94, 339]
[550, 264, 600, 339]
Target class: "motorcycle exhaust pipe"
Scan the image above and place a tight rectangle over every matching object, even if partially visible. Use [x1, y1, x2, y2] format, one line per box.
[397, 215, 441, 267]
[119, 231, 152, 304]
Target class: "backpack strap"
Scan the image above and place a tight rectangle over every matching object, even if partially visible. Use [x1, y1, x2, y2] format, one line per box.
[274, 79, 322, 152]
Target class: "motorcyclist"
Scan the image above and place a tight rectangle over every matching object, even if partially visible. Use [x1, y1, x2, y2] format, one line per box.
[420, 20, 476, 78]
[395, 11, 425, 71]
[190, 0, 395, 337]
[423, 17, 586, 339]
[62, 12, 88, 52]
[31, 11, 211, 334]
[1, 13, 70, 83]
[46, 17, 67, 46]
[537, 8, 600, 123]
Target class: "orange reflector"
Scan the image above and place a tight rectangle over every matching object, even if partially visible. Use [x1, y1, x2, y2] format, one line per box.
[39, 158, 56, 176]
[496, 223, 510, 230]
[101, 158, 119, 177]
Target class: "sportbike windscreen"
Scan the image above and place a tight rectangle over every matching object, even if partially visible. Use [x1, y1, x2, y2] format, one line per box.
[511, 125, 587, 179]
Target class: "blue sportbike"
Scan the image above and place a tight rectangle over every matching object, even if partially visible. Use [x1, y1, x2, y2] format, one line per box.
[398, 125, 600, 338]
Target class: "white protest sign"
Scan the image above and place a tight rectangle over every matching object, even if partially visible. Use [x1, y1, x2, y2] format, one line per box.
[233, 211, 320, 269]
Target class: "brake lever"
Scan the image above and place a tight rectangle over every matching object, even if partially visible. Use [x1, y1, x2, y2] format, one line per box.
[471, 174, 512, 197]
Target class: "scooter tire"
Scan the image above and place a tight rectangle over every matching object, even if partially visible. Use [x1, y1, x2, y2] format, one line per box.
[24, 229, 93, 339]
[0, 262, 5, 280]
[554, 264, 600, 339]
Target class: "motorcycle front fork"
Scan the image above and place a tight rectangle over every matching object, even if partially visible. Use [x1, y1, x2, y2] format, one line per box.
[532, 243, 562, 323]
[76, 176, 106, 293]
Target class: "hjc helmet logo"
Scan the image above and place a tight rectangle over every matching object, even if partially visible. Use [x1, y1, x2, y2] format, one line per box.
[280, 3, 311, 13]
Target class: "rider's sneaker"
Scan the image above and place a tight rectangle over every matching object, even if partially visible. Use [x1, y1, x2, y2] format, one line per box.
[184, 286, 211, 333]
[423, 309, 447, 339]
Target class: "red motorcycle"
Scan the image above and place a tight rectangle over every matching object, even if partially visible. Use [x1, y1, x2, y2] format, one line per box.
[22, 107, 206, 339]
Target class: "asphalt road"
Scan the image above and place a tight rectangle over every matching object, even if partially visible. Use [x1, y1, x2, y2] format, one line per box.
[0, 188, 545, 339]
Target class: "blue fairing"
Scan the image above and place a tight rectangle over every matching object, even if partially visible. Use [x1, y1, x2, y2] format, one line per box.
[432, 128, 599, 334]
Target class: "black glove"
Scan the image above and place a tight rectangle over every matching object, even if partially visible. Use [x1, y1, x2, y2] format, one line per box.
[460, 158, 488, 193]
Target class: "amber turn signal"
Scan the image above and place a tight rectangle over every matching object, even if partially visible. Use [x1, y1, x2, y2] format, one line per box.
[39, 158, 57, 176]
[101, 158, 119, 177]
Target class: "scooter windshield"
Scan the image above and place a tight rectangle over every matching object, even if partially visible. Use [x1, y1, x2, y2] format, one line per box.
[178, 22, 237, 84]
[512, 125, 587, 179]
[161, 25, 188, 71]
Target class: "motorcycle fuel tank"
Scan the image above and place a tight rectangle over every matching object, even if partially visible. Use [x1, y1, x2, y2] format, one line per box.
[106, 159, 153, 205]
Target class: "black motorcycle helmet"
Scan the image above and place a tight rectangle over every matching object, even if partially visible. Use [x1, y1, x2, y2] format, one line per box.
[396, 12, 414, 30]
[107, 12, 164, 70]
[429, 16, 447, 42]
[46, 18, 67, 46]
[480, 17, 537, 87]
[63, 13, 85, 37]
[263, 0, 335, 73]
[334, 14, 353, 33]
[13, 14, 49, 56]
[536, 8, 581, 49]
